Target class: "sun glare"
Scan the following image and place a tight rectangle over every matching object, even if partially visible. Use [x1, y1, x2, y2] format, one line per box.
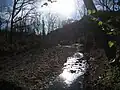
[39, 0, 76, 18]
[51, 0, 76, 17]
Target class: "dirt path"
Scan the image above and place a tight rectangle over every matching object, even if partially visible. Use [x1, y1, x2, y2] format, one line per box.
[0, 45, 77, 90]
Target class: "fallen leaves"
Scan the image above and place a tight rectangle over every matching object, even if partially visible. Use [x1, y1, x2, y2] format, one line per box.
[0, 45, 76, 90]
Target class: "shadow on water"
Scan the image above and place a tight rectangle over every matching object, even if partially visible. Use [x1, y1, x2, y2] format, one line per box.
[48, 51, 88, 90]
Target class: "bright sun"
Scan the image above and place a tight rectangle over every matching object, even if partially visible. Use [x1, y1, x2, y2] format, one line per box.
[51, 0, 76, 17]
[39, 0, 76, 18]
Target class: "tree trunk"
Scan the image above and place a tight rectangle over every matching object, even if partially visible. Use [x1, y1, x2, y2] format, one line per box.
[48, 23, 51, 34]
[83, 0, 97, 11]
[0, 18, 2, 32]
[42, 19, 45, 38]
[10, 0, 16, 44]
[105, 0, 108, 11]
[0, 25, 1, 32]
[103, 0, 105, 11]
[113, 0, 115, 11]
[5, 21, 9, 41]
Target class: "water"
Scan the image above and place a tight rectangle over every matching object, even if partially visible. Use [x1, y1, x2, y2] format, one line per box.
[48, 51, 88, 90]
[59, 52, 87, 86]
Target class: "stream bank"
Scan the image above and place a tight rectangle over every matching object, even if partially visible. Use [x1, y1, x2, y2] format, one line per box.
[83, 48, 111, 90]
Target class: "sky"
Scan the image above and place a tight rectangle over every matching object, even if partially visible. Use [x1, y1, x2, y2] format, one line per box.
[0, 0, 12, 6]
[38, 0, 76, 18]
[37, 0, 84, 19]
[0, 0, 84, 20]
[7, 0, 12, 6]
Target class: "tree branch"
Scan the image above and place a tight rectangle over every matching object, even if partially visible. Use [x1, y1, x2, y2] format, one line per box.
[13, 7, 35, 23]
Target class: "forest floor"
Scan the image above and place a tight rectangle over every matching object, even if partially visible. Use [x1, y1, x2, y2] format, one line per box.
[0, 43, 113, 90]
[83, 48, 111, 90]
[0, 45, 77, 90]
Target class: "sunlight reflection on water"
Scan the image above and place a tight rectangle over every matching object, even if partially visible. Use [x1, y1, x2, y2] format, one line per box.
[59, 52, 87, 86]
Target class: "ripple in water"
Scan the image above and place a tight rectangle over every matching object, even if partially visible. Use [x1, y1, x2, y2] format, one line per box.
[59, 52, 87, 86]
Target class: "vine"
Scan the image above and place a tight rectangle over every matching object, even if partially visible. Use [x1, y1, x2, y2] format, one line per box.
[87, 10, 120, 48]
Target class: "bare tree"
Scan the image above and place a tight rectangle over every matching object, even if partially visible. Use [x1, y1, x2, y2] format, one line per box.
[10, 0, 36, 43]
[0, 2, 12, 41]
[75, 0, 87, 18]
[94, 0, 120, 11]
[46, 13, 58, 33]
[95, 0, 112, 11]
[32, 12, 42, 35]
